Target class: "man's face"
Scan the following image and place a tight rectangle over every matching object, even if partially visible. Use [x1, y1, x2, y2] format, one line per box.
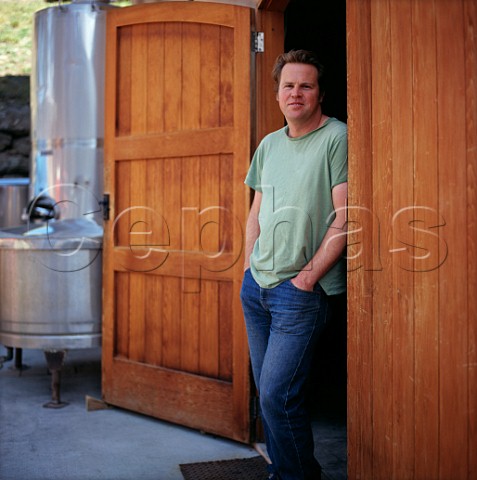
[276, 63, 323, 127]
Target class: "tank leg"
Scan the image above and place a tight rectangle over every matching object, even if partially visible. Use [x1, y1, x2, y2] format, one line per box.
[12, 348, 29, 371]
[43, 350, 68, 408]
[15, 348, 23, 369]
[0, 346, 13, 369]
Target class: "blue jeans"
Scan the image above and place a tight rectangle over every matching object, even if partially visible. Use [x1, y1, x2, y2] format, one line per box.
[240, 269, 328, 480]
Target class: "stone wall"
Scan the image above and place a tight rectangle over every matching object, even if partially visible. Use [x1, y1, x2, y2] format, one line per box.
[0, 76, 31, 178]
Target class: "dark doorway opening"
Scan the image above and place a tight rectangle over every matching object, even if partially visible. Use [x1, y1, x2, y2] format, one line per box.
[285, 0, 347, 123]
[284, 1, 347, 478]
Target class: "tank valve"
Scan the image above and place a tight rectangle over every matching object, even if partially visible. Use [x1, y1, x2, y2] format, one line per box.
[24, 195, 59, 222]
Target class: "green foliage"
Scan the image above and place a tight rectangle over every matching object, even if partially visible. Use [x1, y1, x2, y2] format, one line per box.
[0, 0, 44, 76]
[0, 0, 133, 76]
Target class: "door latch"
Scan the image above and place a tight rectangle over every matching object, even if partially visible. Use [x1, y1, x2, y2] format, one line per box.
[100, 193, 110, 221]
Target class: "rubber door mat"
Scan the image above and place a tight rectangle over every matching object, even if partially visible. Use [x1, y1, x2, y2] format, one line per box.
[180, 455, 269, 480]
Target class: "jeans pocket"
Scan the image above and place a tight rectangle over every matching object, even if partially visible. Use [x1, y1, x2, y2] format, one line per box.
[286, 279, 321, 296]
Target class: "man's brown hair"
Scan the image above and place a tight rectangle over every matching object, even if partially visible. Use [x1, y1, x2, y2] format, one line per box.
[272, 49, 325, 94]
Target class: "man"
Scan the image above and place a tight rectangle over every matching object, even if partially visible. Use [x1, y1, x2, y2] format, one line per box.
[240, 50, 348, 480]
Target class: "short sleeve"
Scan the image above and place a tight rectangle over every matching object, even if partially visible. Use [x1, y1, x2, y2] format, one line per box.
[329, 128, 348, 188]
[244, 141, 265, 192]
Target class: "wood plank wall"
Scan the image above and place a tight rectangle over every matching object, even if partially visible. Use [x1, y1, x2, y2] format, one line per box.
[347, 0, 477, 478]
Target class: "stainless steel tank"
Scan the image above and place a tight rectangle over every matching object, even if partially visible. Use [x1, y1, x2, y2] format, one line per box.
[0, 219, 102, 350]
[0, 178, 29, 228]
[29, 0, 112, 223]
[0, 1, 114, 354]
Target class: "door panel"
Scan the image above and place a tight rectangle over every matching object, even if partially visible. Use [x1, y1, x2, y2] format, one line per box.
[102, 2, 252, 443]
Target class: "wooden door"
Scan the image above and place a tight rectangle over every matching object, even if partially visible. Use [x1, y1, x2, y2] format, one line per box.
[347, 0, 477, 478]
[102, 2, 253, 443]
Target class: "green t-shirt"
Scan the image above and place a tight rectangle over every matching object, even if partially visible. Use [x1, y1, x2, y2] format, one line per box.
[245, 117, 348, 295]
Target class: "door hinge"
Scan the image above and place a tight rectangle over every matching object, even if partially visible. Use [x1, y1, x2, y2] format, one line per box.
[100, 193, 110, 221]
[252, 32, 264, 53]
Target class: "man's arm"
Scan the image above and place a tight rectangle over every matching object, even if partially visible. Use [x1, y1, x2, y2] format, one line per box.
[243, 191, 262, 271]
[291, 182, 348, 291]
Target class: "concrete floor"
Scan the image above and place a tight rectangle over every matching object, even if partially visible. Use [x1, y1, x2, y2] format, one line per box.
[0, 347, 346, 480]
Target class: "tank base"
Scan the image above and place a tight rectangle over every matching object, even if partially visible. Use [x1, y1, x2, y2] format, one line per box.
[0, 333, 101, 351]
